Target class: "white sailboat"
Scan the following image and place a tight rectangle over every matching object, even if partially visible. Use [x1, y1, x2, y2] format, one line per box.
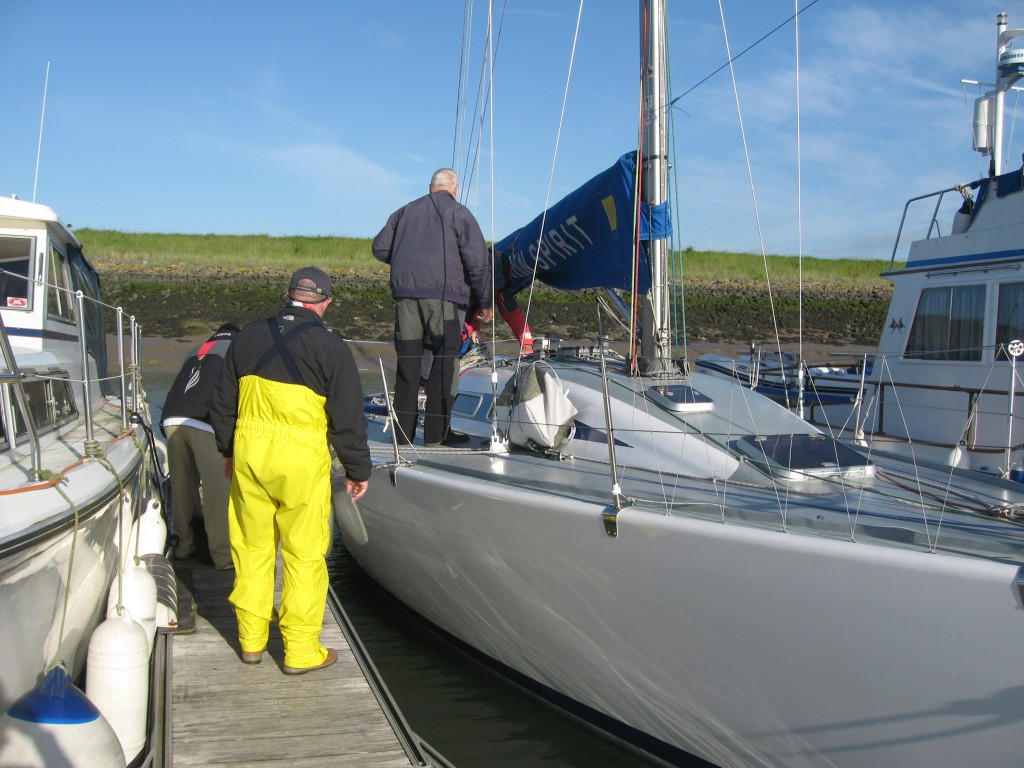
[0, 196, 164, 716]
[335, 4, 1024, 766]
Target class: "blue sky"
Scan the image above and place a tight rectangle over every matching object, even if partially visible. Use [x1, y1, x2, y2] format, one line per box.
[0, 1, 1016, 259]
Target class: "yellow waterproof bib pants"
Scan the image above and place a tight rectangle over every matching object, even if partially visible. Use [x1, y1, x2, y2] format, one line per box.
[227, 376, 333, 670]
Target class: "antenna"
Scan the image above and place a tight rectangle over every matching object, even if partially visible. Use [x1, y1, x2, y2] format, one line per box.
[33, 60, 51, 203]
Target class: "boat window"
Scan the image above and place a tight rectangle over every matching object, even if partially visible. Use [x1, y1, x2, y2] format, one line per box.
[46, 243, 76, 323]
[453, 392, 492, 419]
[996, 281, 1024, 361]
[735, 434, 875, 481]
[67, 246, 111, 394]
[13, 380, 51, 439]
[51, 376, 77, 425]
[10, 374, 78, 441]
[904, 284, 984, 361]
[0, 236, 34, 311]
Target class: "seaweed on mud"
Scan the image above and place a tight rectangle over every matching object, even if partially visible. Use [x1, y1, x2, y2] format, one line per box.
[97, 267, 890, 347]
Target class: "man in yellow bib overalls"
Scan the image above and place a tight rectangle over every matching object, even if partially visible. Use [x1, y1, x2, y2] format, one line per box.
[211, 267, 370, 674]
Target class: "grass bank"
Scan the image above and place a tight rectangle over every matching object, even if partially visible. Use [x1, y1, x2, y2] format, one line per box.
[77, 230, 380, 273]
[82, 230, 895, 345]
[77, 229, 896, 287]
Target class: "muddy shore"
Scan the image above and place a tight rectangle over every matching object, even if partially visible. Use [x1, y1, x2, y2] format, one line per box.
[97, 264, 891, 344]
[97, 264, 890, 371]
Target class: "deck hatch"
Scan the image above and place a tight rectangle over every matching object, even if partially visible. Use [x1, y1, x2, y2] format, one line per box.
[646, 383, 714, 413]
[735, 433, 875, 481]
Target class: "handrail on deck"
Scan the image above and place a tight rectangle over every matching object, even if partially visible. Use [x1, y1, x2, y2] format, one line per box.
[43, 272, 144, 428]
[888, 185, 963, 270]
[808, 374, 1024, 451]
[75, 291, 97, 454]
[884, 182, 978, 272]
[0, 313, 41, 472]
[0, 266, 146, 467]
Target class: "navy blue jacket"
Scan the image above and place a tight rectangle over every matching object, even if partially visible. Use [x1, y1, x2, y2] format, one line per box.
[372, 190, 492, 309]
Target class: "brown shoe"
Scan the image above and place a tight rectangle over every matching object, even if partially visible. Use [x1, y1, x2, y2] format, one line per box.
[241, 647, 265, 665]
[283, 648, 338, 675]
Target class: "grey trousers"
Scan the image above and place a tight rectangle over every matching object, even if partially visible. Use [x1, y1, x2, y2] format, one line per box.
[165, 424, 232, 569]
[392, 298, 462, 444]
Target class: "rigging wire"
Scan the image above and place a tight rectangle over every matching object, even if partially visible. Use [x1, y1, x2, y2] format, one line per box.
[630, 4, 649, 370]
[671, 0, 822, 109]
[452, 0, 475, 170]
[664, 2, 686, 364]
[467, 3, 511, 197]
[518, 0, 586, 356]
[715, 1, 786, 386]
[794, 0, 805, 418]
[487, 0, 497, 355]
[453, 1, 510, 200]
[716, 0, 801, 525]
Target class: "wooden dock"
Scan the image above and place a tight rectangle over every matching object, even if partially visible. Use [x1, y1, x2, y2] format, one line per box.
[163, 558, 432, 767]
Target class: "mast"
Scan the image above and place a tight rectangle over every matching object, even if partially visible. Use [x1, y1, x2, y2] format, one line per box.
[637, 0, 674, 374]
[975, 12, 1024, 175]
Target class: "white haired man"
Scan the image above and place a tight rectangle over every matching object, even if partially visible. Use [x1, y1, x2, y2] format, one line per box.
[372, 168, 493, 446]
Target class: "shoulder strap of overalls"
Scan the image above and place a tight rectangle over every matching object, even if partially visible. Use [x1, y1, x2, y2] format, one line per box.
[256, 317, 318, 384]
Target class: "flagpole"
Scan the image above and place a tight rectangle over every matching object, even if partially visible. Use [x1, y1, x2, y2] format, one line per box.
[33, 60, 51, 203]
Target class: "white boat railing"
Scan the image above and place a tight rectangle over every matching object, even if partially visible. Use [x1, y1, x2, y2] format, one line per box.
[0, 312, 41, 471]
[74, 290, 97, 453]
[0, 267, 145, 474]
[110, 300, 143, 431]
[809, 375, 1023, 442]
[887, 183, 976, 269]
[807, 344, 1024, 456]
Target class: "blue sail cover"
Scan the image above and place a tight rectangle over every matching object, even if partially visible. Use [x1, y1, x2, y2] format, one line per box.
[495, 152, 671, 296]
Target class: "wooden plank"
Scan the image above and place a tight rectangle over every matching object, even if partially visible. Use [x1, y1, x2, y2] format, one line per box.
[170, 557, 413, 767]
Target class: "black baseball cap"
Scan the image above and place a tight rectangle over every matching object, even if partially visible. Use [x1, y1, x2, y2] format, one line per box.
[288, 266, 332, 299]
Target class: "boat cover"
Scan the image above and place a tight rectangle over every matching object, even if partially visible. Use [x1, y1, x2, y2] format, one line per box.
[495, 153, 671, 296]
[497, 361, 577, 449]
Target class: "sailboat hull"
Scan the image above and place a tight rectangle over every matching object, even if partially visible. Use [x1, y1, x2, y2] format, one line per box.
[341, 5, 1024, 763]
[336, 439, 1024, 768]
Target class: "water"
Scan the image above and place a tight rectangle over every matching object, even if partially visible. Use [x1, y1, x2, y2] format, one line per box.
[144, 366, 659, 767]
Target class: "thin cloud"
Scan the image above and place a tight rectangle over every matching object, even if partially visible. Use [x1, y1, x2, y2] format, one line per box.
[268, 142, 405, 196]
[366, 23, 403, 51]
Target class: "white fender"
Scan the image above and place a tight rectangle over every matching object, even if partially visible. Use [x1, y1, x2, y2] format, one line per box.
[86, 614, 150, 763]
[0, 665, 125, 767]
[106, 564, 157, 654]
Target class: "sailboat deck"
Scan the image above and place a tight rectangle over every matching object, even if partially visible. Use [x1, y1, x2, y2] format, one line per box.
[168, 558, 415, 767]
[364, 412, 1024, 565]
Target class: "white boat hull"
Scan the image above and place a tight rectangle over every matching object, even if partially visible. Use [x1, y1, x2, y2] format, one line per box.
[0, 419, 151, 712]
[336, 415, 1024, 767]
[336, 7, 1024, 763]
[0, 197, 162, 715]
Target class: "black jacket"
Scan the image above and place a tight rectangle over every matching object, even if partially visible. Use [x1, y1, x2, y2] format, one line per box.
[372, 190, 492, 308]
[160, 326, 236, 435]
[209, 305, 371, 482]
